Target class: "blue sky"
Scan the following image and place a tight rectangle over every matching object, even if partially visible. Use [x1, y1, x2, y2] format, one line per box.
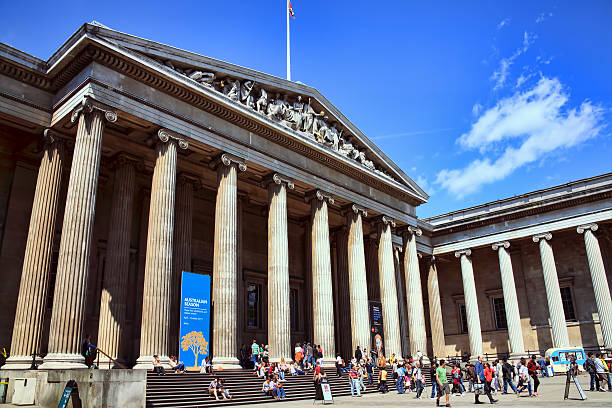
[1, 0, 611, 217]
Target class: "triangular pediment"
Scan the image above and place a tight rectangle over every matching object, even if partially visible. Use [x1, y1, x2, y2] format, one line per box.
[81, 23, 428, 202]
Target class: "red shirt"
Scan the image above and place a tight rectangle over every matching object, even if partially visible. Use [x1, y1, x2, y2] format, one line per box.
[484, 367, 493, 382]
[349, 368, 358, 379]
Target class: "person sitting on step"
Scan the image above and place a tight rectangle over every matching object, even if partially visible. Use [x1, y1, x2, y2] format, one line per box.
[208, 377, 221, 400]
[169, 355, 186, 374]
[152, 354, 165, 376]
[216, 378, 232, 400]
[200, 355, 213, 374]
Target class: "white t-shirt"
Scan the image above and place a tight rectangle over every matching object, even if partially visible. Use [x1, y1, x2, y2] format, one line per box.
[336, 356, 342, 364]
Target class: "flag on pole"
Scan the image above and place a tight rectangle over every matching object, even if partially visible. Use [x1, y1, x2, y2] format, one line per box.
[289, 1, 295, 18]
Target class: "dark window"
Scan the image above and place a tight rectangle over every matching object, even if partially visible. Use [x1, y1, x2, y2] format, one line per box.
[560, 286, 576, 321]
[492, 297, 508, 329]
[290, 288, 299, 331]
[247, 283, 262, 329]
[459, 304, 469, 334]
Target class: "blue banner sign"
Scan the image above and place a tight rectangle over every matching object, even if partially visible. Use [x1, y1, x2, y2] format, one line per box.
[179, 272, 211, 369]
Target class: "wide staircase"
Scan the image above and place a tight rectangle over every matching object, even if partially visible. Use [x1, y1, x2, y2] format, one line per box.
[146, 365, 442, 407]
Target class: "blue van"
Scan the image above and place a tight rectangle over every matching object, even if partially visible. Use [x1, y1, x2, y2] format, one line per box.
[545, 347, 586, 374]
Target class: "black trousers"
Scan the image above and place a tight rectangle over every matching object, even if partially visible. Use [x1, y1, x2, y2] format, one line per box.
[531, 374, 540, 392]
[475, 382, 494, 403]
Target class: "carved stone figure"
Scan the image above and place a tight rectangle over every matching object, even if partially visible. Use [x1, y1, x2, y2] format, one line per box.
[189, 71, 216, 87]
[267, 93, 286, 121]
[326, 122, 342, 151]
[256, 89, 268, 113]
[358, 150, 375, 169]
[241, 80, 256, 108]
[290, 96, 305, 131]
[339, 137, 356, 158]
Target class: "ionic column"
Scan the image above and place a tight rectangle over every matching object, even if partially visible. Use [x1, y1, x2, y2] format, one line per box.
[212, 154, 246, 368]
[532, 233, 570, 347]
[3, 130, 65, 369]
[134, 129, 188, 369]
[376, 216, 402, 360]
[393, 246, 409, 358]
[97, 153, 138, 366]
[170, 173, 197, 357]
[41, 99, 117, 369]
[344, 204, 370, 353]
[266, 173, 294, 362]
[403, 226, 428, 360]
[492, 241, 525, 357]
[455, 249, 483, 358]
[577, 224, 612, 348]
[427, 257, 446, 358]
[308, 190, 336, 365]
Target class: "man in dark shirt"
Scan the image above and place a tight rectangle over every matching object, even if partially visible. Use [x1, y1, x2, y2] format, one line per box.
[501, 358, 518, 394]
[355, 346, 362, 362]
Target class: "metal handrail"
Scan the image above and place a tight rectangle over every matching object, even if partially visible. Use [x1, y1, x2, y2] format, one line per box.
[95, 347, 127, 369]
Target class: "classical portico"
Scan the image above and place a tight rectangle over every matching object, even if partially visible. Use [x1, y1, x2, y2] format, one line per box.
[0, 24, 610, 408]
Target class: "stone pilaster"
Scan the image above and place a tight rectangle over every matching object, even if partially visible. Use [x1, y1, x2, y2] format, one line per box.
[455, 249, 483, 358]
[376, 216, 402, 360]
[403, 226, 428, 360]
[3, 130, 65, 369]
[492, 241, 525, 357]
[212, 154, 246, 368]
[97, 153, 138, 366]
[393, 246, 409, 358]
[308, 190, 336, 365]
[41, 99, 117, 369]
[577, 224, 612, 348]
[134, 129, 188, 369]
[344, 204, 370, 353]
[265, 173, 294, 361]
[170, 173, 197, 357]
[426, 257, 446, 358]
[532, 233, 570, 347]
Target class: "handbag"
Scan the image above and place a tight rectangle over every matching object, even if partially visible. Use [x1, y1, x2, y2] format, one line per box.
[474, 383, 485, 395]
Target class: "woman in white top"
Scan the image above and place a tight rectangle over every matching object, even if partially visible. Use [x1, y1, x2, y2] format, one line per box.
[516, 358, 533, 397]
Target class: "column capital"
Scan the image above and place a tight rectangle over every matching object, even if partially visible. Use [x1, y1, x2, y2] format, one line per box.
[305, 189, 335, 205]
[400, 225, 422, 238]
[454, 248, 472, 258]
[43, 128, 70, 146]
[262, 173, 295, 190]
[70, 96, 117, 124]
[532, 232, 552, 242]
[492, 241, 510, 251]
[211, 153, 247, 172]
[341, 203, 368, 218]
[373, 215, 396, 228]
[110, 152, 141, 169]
[577, 223, 598, 234]
[158, 128, 189, 150]
[177, 172, 201, 188]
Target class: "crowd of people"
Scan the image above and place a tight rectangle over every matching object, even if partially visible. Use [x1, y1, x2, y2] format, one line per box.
[145, 335, 612, 404]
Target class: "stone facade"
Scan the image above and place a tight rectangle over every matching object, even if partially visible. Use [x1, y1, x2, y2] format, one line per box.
[0, 23, 611, 408]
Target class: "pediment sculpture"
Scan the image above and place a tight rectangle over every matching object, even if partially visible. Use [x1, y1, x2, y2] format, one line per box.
[154, 58, 393, 180]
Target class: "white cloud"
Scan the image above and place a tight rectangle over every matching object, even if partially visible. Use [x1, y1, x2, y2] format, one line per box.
[497, 18, 510, 30]
[472, 103, 482, 116]
[491, 31, 536, 90]
[536, 12, 554, 23]
[435, 77, 604, 198]
[416, 175, 434, 195]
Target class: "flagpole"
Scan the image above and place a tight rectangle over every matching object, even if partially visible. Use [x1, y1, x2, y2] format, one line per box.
[286, 0, 291, 81]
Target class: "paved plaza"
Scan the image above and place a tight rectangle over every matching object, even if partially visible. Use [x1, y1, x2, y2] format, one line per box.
[254, 376, 611, 408]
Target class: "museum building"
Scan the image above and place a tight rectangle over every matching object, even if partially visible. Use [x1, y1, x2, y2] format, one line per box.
[0, 22, 611, 381]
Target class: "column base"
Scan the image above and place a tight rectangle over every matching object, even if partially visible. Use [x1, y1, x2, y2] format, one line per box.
[212, 356, 241, 370]
[508, 352, 527, 361]
[1, 355, 43, 370]
[39, 353, 88, 369]
[133, 355, 171, 370]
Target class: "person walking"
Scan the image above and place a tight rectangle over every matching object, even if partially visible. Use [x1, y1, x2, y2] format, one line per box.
[585, 352, 601, 391]
[436, 359, 451, 407]
[474, 355, 497, 404]
[395, 362, 406, 394]
[348, 364, 361, 397]
[594, 353, 609, 391]
[527, 355, 541, 395]
[378, 365, 388, 393]
[501, 358, 518, 394]
[598, 353, 612, 391]
[493, 360, 502, 392]
[466, 363, 476, 393]
[355, 346, 362, 363]
[366, 358, 374, 385]
[516, 358, 533, 397]
[430, 362, 439, 399]
[251, 339, 260, 369]
[414, 361, 426, 399]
